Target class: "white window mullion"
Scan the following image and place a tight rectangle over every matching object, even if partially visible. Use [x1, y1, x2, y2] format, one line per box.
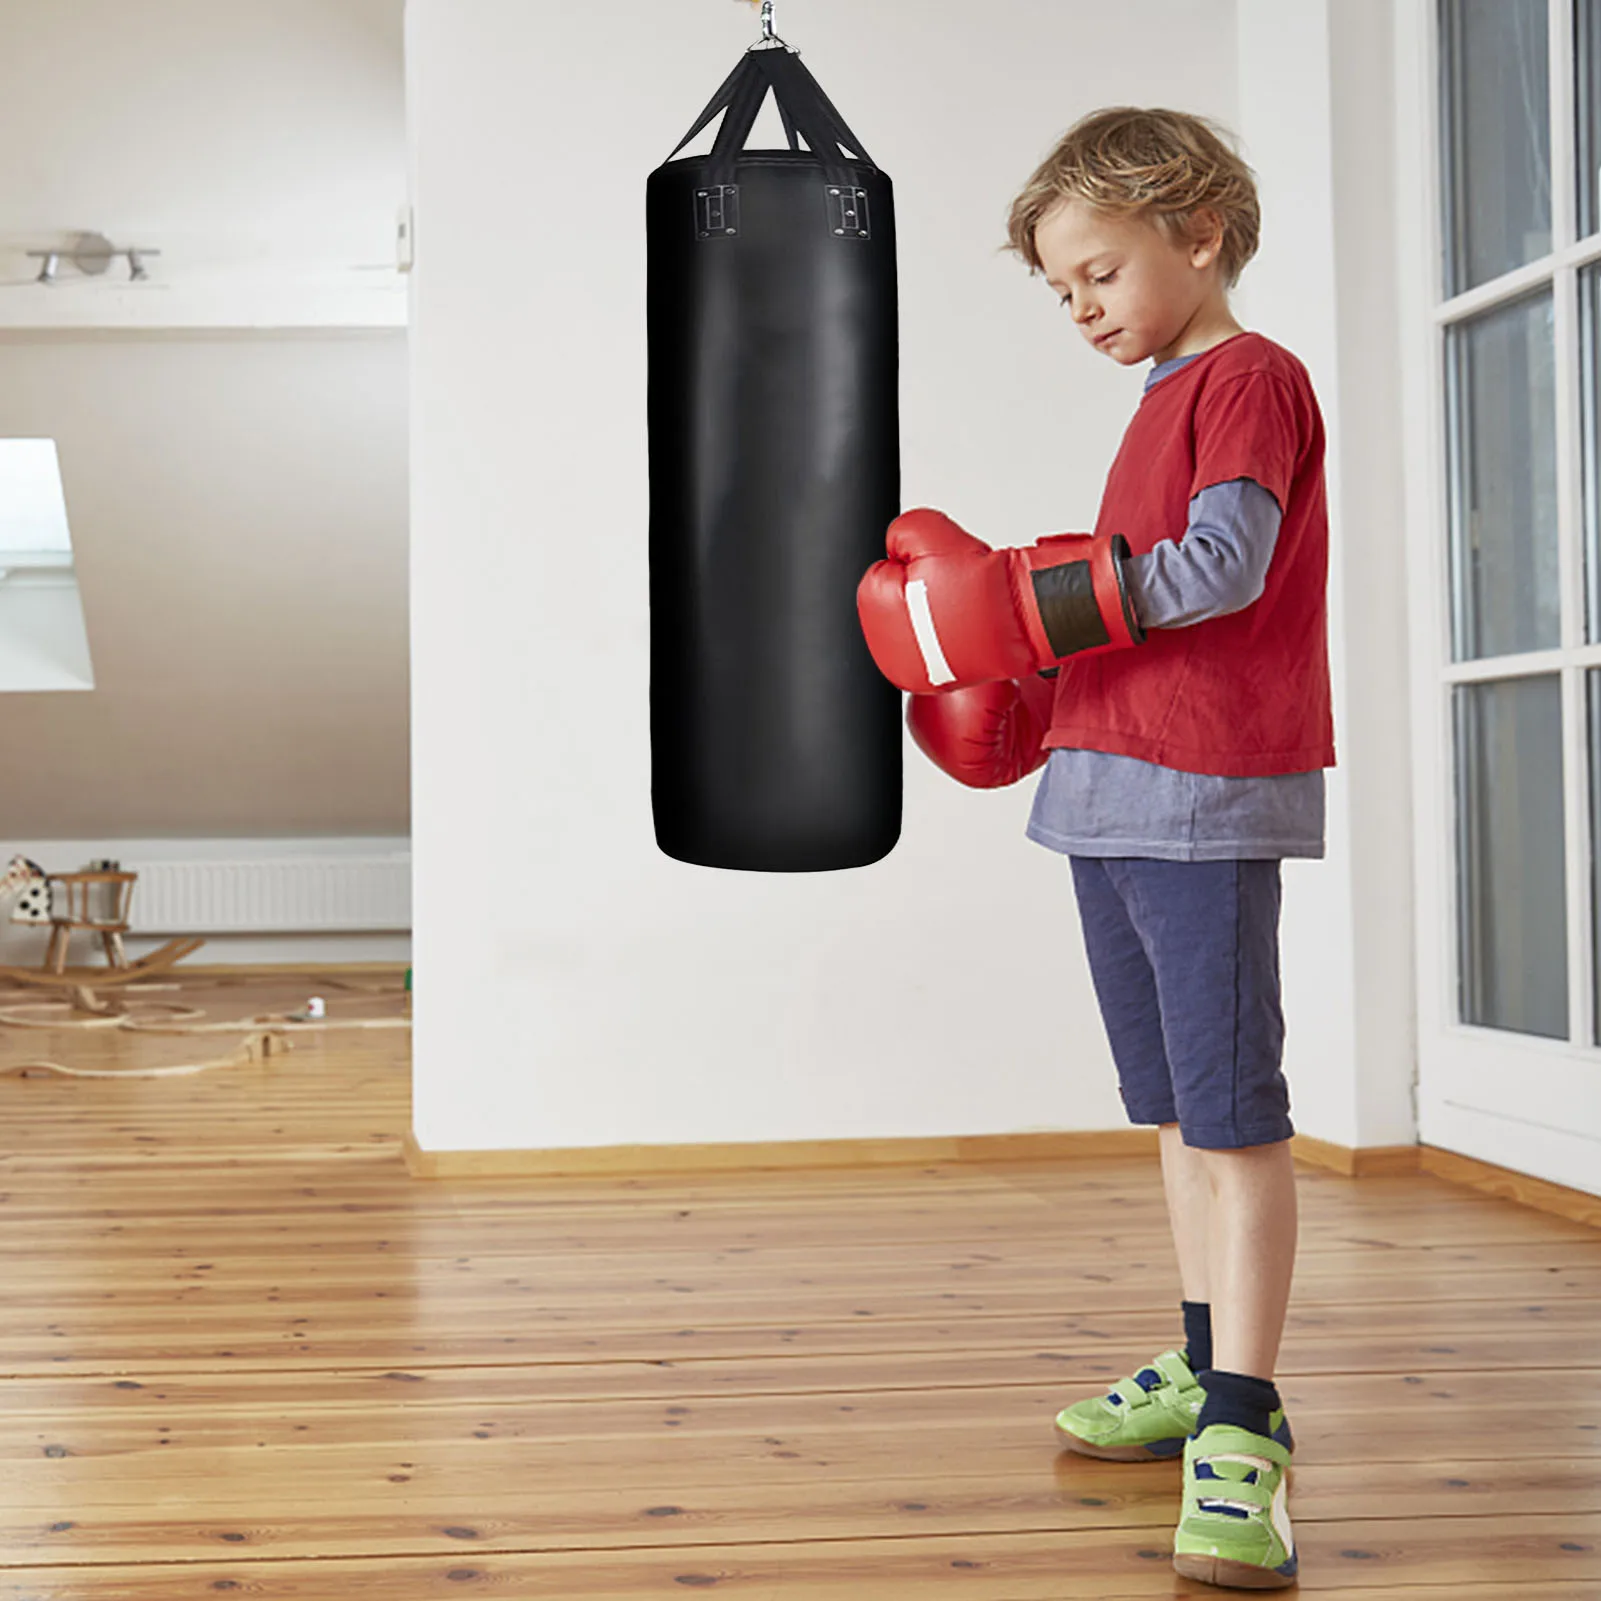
[1442, 641, 1601, 683]
[1553, 0, 1577, 254]
[1434, 233, 1601, 325]
[1562, 660, 1592, 1046]
[1551, 0, 1593, 1048]
[1437, 255, 1557, 324]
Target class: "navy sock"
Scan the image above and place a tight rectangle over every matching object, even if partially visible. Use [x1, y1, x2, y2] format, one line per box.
[1194, 1367, 1281, 1440]
[1180, 1299, 1212, 1375]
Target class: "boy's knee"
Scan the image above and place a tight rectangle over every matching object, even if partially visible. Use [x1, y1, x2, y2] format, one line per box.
[1192, 1140, 1297, 1214]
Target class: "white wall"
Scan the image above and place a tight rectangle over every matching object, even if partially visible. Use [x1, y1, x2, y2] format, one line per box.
[1327, 0, 1418, 1149]
[0, 332, 410, 838]
[408, 0, 1416, 1157]
[0, 1, 413, 955]
[410, 0, 1254, 1155]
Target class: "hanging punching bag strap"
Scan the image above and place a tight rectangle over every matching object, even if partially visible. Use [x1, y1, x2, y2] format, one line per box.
[659, 49, 878, 238]
[663, 53, 795, 166]
[750, 51, 870, 186]
[777, 98, 801, 151]
[705, 62, 775, 180]
[764, 49, 878, 170]
[662, 50, 875, 180]
[691, 54, 845, 189]
[663, 57, 743, 162]
[756, 52, 877, 240]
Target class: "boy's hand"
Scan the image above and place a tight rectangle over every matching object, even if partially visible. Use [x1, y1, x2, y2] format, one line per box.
[856, 508, 1144, 694]
[907, 674, 1056, 788]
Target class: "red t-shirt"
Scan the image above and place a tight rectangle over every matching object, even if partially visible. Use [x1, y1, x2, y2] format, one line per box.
[1043, 330, 1336, 777]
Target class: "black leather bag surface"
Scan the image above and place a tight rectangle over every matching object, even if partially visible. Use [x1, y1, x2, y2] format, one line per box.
[647, 45, 901, 872]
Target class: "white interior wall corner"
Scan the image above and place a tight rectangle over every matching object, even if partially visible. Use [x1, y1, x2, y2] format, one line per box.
[1328, 0, 1420, 1148]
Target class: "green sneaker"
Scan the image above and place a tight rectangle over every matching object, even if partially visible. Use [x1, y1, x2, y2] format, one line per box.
[1173, 1422, 1297, 1588]
[1052, 1349, 1294, 1462]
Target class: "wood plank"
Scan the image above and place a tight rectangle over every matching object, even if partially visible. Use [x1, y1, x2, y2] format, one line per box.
[0, 1300, 1591, 1376]
[0, 1355, 1593, 1424]
[0, 1257, 1589, 1326]
[1, 1234, 1592, 1284]
[0, 1521, 1595, 1597]
[0, 1183, 1591, 1245]
[0, 1371, 1595, 1518]
[0, 1266, 1593, 1381]
[0, 1457, 1595, 1562]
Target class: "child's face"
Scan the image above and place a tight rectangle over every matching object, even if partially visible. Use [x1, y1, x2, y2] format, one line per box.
[1034, 198, 1228, 367]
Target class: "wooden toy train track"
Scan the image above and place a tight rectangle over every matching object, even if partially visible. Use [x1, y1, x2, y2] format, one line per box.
[0, 936, 205, 992]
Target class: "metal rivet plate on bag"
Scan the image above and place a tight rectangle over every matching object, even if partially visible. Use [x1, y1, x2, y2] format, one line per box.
[695, 185, 740, 239]
[827, 186, 870, 240]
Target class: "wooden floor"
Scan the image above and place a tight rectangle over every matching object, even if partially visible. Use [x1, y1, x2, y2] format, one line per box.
[0, 969, 1596, 1598]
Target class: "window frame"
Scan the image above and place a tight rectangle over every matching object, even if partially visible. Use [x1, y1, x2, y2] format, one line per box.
[1398, 0, 1601, 1191]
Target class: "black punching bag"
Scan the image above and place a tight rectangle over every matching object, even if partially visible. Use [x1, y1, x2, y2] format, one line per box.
[647, 41, 901, 873]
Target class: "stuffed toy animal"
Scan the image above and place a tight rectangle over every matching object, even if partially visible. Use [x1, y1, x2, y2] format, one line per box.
[1, 854, 52, 925]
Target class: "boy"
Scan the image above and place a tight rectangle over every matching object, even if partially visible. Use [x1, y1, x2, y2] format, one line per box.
[857, 107, 1331, 1589]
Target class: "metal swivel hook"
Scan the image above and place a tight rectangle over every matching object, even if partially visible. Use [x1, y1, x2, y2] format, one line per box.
[743, 0, 790, 51]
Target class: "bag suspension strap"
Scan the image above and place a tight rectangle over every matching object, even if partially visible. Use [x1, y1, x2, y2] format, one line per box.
[661, 46, 878, 242]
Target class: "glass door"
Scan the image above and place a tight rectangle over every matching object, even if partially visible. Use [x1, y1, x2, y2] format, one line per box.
[1408, 0, 1601, 1192]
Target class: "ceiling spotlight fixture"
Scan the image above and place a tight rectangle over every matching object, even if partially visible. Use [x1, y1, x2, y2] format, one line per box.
[25, 233, 162, 285]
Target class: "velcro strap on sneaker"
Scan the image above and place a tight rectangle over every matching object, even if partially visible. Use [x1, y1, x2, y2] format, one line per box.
[1151, 1348, 1200, 1390]
[1194, 1495, 1268, 1521]
[1193, 1424, 1292, 1470]
[1105, 1376, 1154, 1409]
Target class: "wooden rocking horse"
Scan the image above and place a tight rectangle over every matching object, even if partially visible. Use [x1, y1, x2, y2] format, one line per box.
[0, 854, 204, 1012]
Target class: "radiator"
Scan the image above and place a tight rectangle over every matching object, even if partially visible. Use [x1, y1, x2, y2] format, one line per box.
[124, 855, 412, 933]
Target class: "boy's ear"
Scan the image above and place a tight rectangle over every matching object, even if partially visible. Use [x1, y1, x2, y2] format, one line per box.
[1186, 206, 1225, 269]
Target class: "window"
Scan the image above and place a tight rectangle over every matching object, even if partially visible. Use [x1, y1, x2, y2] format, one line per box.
[1439, 0, 1588, 1042]
[0, 438, 94, 692]
[1401, 0, 1601, 1193]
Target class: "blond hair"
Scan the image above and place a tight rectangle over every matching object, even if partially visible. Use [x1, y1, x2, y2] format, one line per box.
[1004, 107, 1260, 288]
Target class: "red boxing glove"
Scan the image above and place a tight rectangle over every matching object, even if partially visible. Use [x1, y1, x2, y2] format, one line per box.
[907, 673, 1057, 788]
[857, 507, 1144, 693]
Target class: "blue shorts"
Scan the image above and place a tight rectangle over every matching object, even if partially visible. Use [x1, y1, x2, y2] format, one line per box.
[1069, 856, 1295, 1150]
